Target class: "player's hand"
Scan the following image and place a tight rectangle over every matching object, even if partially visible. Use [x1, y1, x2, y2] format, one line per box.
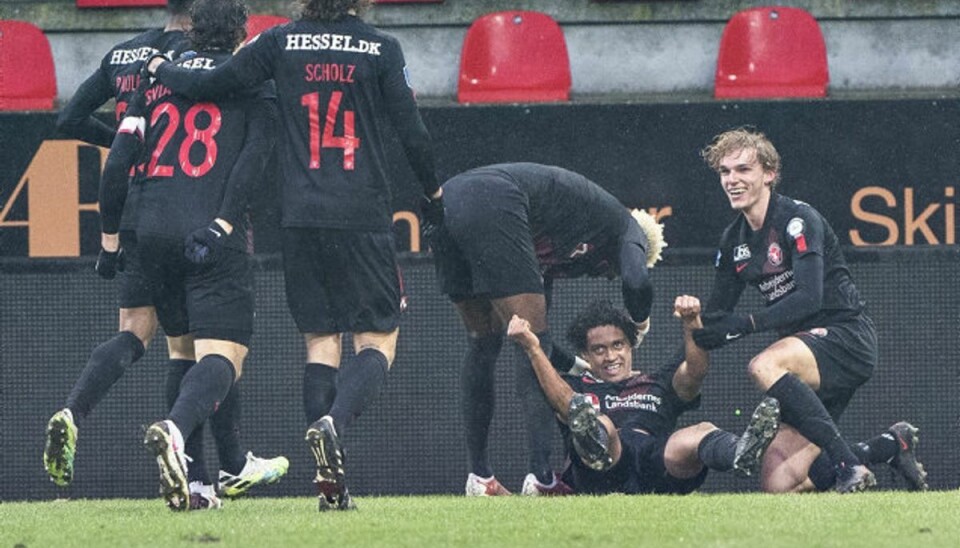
[95, 247, 125, 280]
[420, 192, 445, 249]
[184, 221, 230, 265]
[420, 191, 443, 235]
[143, 52, 172, 78]
[633, 317, 650, 348]
[507, 314, 539, 350]
[692, 312, 755, 350]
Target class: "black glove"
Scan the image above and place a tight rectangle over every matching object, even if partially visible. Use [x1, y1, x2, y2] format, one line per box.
[692, 312, 755, 350]
[184, 221, 229, 265]
[95, 247, 125, 280]
[420, 193, 445, 247]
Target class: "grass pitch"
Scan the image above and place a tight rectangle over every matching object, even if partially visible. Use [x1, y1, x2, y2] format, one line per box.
[2, 492, 957, 547]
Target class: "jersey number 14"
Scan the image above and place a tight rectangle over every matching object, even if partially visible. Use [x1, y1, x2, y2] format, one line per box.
[301, 91, 360, 171]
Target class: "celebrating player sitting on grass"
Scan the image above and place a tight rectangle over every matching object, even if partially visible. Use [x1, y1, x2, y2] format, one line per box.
[428, 162, 667, 497]
[507, 298, 780, 495]
[695, 127, 927, 493]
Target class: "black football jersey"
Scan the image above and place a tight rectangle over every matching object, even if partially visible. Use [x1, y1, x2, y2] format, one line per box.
[126, 50, 269, 248]
[154, 16, 438, 231]
[474, 163, 633, 278]
[564, 362, 699, 439]
[58, 29, 190, 147]
[708, 193, 865, 335]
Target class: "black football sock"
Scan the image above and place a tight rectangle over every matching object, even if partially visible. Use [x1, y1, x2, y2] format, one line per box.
[697, 429, 738, 472]
[852, 432, 899, 465]
[549, 344, 576, 374]
[165, 359, 211, 485]
[304, 362, 339, 425]
[328, 348, 388, 434]
[165, 359, 195, 409]
[461, 333, 503, 478]
[169, 354, 236, 441]
[517, 331, 558, 484]
[65, 331, 145, 423]
[766, 373, 861, 470]
[212, 382, 246, 475]
[807, 452, 836, 491]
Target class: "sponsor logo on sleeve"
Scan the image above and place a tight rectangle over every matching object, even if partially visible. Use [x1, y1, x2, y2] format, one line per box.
[787, 217, 808, 252]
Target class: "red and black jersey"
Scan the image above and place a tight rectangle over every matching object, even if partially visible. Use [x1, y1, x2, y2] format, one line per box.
[123, 50, 276, 250]
[154, 16, 438, 231]
[564, 362, 699, 439]
[57, 29, 190, 147]
[706, 193, 865, 336]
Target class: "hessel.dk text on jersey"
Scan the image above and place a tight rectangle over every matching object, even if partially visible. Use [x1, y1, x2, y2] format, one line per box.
[285, 34, 381, 55]
[110, 47, 162, 65]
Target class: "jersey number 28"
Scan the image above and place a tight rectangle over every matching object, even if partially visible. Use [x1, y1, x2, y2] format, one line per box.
[147, 103, 222, 178]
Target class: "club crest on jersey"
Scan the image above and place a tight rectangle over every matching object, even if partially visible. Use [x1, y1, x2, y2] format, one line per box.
[805, 327, 828, 337]
[733, 244, 751, 262]
[767, 243, 783, 266]
[787, 217, 808, 252]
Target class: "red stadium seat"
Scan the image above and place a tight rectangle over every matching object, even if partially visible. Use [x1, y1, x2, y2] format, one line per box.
[458, 10, 571, 104]
[714, 6, 828, 99]
[245, 14, 291, 44]
[0, 20, 57, 110]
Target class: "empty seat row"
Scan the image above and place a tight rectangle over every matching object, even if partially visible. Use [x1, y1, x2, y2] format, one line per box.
[0, 6, 828, 111]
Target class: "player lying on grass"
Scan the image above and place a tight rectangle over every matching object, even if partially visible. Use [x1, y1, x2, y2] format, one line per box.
[428, 162, 667, 496]
[507, 298, 779, 494]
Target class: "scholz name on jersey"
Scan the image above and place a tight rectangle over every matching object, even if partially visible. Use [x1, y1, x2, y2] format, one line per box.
[285, 34, 382, 55]
[305, 63, 356, 83]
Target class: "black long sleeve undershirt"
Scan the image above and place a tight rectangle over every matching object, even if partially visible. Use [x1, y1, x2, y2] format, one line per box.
[98, 126, 142, 234]
[217, 97, 280, 228]
[56, 71, 116, 148]
[620, 240, 653, 323]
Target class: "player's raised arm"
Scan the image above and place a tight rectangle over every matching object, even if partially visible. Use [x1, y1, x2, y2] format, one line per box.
[671, 295, 708, 402]
[150, 33, 276, 100]
[507, 315, 577, 421]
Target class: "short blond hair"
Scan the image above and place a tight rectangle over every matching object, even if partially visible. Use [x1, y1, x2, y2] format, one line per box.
[629, 209, 667, 268]
[701, 127, 781, 188]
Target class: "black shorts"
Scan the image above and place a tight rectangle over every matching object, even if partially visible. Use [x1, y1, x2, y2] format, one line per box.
[282, 227, 401, 334]
[433, 174, 543, 301]
[120, 232, 254, 345]
[794, 313, 877, 421]
[561, 429, 708, 495]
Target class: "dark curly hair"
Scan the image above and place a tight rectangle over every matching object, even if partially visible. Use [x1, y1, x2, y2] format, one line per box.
[299, 0, 372, 22]
[167, 0, 195, 16]
[188, 0, 248, 52]
[566, 300, 638, 354]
